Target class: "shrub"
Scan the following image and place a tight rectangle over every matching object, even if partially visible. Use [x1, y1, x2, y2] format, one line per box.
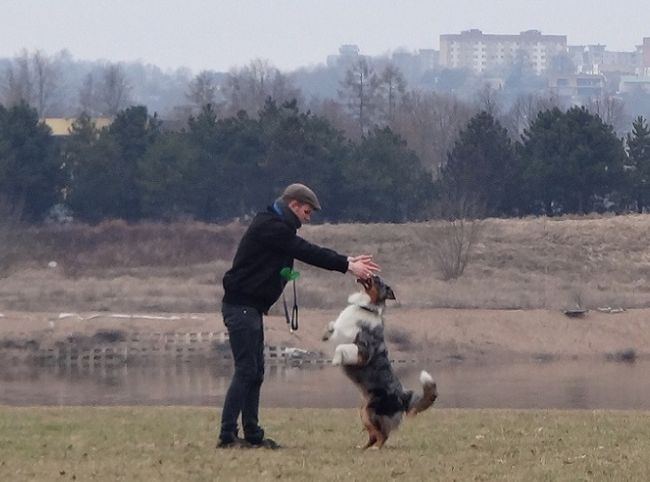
[431, 218, 483, 280]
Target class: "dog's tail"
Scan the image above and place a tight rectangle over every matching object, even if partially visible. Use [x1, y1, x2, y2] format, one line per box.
[406, 370, 437, 416]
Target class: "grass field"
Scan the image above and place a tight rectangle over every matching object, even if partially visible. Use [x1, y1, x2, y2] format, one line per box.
[3, 216, 650, 481]
[1, 407, 649, 481]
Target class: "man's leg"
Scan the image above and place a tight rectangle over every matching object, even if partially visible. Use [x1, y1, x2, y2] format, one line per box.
[241, 318, 265, 443]
[218, 304, 264, 445]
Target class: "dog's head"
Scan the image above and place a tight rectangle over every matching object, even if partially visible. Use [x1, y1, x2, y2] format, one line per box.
[357, 275, 396, 305]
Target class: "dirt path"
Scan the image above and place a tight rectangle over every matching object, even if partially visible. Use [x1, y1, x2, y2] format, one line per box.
[1, 306, 648, 363]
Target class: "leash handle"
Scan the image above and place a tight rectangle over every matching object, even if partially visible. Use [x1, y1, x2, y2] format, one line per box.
[282, 280, 299, 332]
[291, 279, 298, 331]
[280, 268, 300, 332]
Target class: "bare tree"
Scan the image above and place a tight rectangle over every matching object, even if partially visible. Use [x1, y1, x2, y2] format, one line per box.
[475, 82, 501, 117]
[424, 194, 484, 280]
[338, 58, 379, 137]
[503, 93, 563, 139]
[99, 64, 131, 116]
[222, 59, 301, 117]
[586, 95, 628, 133]
[1, 50, 60, 117]
[2, 50, 32, 107]
[392, 91, 473, 177]
[78, 72, 99, 116]
[432, 217, 482, 280]
[308, 97, 357, 138]
[31, 50, 59, 117]
[187, 70, 221, 110]
[376, 64, 406, 126]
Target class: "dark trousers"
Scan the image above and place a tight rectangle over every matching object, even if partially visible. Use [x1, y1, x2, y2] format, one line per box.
[219, 303, 265, 443]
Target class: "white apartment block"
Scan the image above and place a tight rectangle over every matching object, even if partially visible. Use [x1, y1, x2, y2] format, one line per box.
[569, 44, 640, 75]
[644, 37, 650, 76]
[439, 29, 567, 75]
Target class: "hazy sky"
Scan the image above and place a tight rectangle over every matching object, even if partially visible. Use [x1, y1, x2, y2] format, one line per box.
[2, 0, 649, 73]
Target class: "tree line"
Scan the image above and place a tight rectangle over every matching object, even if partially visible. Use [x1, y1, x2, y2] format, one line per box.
[1, 98, 650, 224]
[5, 49, 650, 193]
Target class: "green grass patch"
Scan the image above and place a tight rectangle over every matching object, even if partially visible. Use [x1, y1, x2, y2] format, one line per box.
[1, 407, 649, 481]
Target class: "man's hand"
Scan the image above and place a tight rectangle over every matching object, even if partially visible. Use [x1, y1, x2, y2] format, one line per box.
[347, 255, 381, 280]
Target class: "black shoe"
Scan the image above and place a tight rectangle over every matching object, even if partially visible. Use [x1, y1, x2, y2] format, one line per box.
[248, 437, 281, 449]
[216, 436, 252, 449]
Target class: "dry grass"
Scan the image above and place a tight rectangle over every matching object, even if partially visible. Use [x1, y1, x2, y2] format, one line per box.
[3, 214, 650, 312]
[1, 407, 650, 481]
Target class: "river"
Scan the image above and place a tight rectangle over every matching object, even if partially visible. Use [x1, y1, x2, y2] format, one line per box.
[1, 359, 649, 410]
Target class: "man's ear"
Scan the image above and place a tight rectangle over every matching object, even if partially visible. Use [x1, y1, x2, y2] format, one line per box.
[287, 199, 304, 215]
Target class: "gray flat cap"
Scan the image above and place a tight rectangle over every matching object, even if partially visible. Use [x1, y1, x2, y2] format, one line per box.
[281, 183, 321, 210]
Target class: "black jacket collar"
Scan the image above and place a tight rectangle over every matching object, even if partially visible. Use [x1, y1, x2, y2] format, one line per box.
[270, 200, 301, 230]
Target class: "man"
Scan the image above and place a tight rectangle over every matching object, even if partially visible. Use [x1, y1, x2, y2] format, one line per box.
[217, 183, 380, 449]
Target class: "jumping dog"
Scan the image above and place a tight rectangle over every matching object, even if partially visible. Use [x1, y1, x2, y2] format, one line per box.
[323, 275, 437, 449]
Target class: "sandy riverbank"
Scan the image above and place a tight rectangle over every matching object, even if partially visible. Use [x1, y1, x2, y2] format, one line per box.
[1, 306, 647, 363]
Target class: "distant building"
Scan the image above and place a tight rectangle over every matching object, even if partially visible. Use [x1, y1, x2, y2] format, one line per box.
[619, 75, 650, 95]
[548, 73, 606, 99]
[43, 116, 186, 136]
[325, 44, 438, 88]
[390, 48, 439, 81]
[43, 117, 112, 136]
[569, 44, 639, 75]
[439, 29, 567, 75]
[326, 44, 363, 68]
[417, 49, 439, 72]
[643, 38, 650, 75]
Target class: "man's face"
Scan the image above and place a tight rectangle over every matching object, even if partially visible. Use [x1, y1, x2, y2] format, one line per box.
[288, 200, 313, 224]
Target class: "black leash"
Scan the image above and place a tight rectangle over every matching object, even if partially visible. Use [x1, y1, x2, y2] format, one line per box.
[280, 267, 300, 332]
[282, 279, 299, 332]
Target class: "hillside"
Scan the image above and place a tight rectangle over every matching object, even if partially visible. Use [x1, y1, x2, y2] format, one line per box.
[2, 214, 650, 361]
[2, 214, 650, 313]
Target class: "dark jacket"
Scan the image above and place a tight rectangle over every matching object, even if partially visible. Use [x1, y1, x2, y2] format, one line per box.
[222, 202, 349, 314]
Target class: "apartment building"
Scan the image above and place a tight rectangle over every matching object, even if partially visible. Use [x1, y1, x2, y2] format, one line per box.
[548, 73, 606, 98]
[326, 44, 363, 68]
[643, 37, 650, 75]
[569, 44, 639, 75]
[439, 29, 567, 75]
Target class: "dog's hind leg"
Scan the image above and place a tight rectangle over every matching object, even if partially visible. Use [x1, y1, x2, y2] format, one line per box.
[361, 433, 378, 449]
[370, 416, 390, 449]
[372, 432, 387, 449]
[366, 422, 387, 450]
[358, 403, 381, 449]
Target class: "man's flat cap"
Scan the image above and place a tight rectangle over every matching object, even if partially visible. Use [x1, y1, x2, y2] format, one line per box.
[281, 183, 321, 210]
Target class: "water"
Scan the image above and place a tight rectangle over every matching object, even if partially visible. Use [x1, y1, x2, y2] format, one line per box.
[1, 360, 650, 410]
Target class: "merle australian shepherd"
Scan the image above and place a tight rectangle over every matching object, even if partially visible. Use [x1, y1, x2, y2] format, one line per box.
[323, 275, 437, 449]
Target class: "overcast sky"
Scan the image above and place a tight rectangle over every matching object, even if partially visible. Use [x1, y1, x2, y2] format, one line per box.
[2, 0, 649, 73]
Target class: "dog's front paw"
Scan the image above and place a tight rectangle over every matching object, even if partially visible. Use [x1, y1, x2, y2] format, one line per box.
[332, 348, 343, 365]
[322, 321, 335, 341]
[333, 344, 359, 366]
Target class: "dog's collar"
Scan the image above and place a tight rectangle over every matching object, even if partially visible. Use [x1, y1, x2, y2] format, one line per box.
[348, 292, 383, 315]
[359, 304, 380, 315]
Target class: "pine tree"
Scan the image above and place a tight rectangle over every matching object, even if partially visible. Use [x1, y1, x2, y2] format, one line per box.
[520, 107, 626, 215]
[440, 111, 517, 218]
[625, 116, 650, 213]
